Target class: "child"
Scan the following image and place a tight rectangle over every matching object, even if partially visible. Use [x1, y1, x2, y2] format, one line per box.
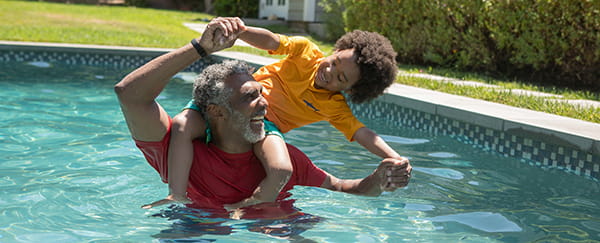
[146, 17, 403, 210]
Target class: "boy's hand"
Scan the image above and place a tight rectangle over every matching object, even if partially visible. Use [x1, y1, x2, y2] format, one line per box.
[141, 194, 192, 209]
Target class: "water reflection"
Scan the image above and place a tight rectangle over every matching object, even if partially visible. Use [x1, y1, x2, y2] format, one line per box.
[151, 205, 322, 241]
[413, 167, 465, 180]
[423, 212, 522, 233]
[26, 61, 51, 68]
[380, 135, 430, 145]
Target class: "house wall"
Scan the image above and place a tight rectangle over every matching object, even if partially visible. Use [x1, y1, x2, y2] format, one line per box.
[314, 0, 325, 22]
[260, 0, 324, 22]
[259, 0, 288, 20]
[288, 0, 304, 21]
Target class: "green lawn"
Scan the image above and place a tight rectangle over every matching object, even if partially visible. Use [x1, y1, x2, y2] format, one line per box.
[0, 0, 206, 47]
[1, 0, 597, 123]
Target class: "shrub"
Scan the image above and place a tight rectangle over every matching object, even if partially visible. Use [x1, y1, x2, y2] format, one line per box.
[487, 0, 600, 88]
[341, 0, 599, 90]
[214, 0, 258, 18]
[319, 0, 347, 42]
[125, 0, 147, 7]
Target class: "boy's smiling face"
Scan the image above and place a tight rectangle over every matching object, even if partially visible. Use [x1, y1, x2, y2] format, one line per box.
[314, 49, 360, 92]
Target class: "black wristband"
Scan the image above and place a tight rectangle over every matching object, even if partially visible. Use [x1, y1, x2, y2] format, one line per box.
[190, 38, 207, 58]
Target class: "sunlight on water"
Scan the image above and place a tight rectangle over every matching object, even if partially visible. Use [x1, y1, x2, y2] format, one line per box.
[1, 60, 599, 242]
[422, 212, 522, 233]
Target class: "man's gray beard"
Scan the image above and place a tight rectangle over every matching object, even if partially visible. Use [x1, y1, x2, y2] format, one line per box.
[230, 108, 265, 143]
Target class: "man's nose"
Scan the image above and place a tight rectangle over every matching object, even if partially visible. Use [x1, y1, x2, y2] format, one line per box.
[259, 95, 268, 108]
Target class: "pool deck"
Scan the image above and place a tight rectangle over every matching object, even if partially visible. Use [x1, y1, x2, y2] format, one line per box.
[1, 40, 599, 158]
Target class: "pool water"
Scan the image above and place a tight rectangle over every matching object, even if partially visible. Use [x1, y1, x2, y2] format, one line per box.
[1, 60, 599, 242]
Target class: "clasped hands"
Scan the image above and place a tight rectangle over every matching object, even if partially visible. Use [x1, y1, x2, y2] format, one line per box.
[378, 157, 412, 192]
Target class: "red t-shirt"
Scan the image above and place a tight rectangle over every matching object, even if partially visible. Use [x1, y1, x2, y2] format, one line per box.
[134, 118, 328, 214]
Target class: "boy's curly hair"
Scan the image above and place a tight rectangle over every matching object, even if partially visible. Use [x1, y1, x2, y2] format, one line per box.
[335, 30, 397, 103]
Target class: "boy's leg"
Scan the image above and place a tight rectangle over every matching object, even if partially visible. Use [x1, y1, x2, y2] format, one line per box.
[168, 109, 208, 195]
[142, 108, 207, 208]
[223, 122, 291, 211]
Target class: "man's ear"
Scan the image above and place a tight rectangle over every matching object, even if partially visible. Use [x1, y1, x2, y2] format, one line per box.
[206, 104, 226, 119]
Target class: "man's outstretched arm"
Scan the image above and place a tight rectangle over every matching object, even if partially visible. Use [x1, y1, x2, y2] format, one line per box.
[114, 18, 242, 142]
[320, 158, 412, 196]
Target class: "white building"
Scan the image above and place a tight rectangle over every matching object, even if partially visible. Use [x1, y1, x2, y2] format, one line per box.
[258, 0, 324, 22]
[258, 0, 326, 37]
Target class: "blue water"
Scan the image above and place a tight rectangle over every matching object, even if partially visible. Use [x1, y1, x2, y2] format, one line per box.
[1, 60, 599, 242]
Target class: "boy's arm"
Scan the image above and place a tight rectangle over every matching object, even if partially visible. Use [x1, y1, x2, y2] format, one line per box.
[239, 26, 281, 51]
[352, 127, 403, 159]
[208, 17, 279, 51]
[320, 158, 411, 196]
[352, 127, 413, 189]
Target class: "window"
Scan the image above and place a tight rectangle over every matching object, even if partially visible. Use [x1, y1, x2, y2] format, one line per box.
[266, 0, 273, 6]
[278, 0, 285, 5]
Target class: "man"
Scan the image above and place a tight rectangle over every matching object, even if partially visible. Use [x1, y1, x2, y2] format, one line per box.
[114, 18, 411, 217]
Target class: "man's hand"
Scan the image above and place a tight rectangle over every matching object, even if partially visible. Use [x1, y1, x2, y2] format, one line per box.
[141, 194, 192, 209]
[198, 17, 247, 54]
[378, 157, 411, 191]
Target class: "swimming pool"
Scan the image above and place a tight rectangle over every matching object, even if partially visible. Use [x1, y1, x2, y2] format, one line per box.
[1, 51, 599, 242]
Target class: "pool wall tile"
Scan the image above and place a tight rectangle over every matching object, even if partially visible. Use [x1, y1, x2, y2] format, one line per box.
[1, 41, 599, 181]
[350, 98, 600, 181]
[437, 106, 505, 131]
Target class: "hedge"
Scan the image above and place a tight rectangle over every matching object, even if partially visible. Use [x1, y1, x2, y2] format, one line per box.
[322, 0, 599, 90]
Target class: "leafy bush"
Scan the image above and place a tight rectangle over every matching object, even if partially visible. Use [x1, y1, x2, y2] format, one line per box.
[341, 0, 599, 90]
[214, 0, 259, 18]
[487, 0, 600, 88]
[319, 0, 347, 42]
[125, 0, 147, 7]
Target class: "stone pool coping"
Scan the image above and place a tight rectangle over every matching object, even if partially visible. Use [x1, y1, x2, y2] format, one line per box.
[2, 41, 599, 177]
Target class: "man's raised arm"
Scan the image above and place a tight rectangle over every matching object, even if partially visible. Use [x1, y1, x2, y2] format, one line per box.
[320, 158, 412, 196]
[114, 18, 242, 142]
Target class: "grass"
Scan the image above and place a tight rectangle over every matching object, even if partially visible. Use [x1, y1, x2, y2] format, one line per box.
[397, 75, 600, 123]
[1, 0, 598, 123]
[0, 0, 206, 47]
[400, 65, 600, 101]
[0, 0, 334, 53]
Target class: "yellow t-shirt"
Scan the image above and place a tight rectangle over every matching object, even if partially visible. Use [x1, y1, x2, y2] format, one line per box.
[253, 35, 365, 141]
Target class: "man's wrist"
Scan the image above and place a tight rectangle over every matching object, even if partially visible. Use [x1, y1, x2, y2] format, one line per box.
[190, 38, 208, 58]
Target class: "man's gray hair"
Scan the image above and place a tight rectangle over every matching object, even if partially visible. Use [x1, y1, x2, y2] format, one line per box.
[192, 60, 253, 119]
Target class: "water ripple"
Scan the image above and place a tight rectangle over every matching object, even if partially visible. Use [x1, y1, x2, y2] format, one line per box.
[413, 167, 465, 180]
[428, 152, 458, 158]
[422, 212, 522, 233]
[380, 135, 430, 145]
